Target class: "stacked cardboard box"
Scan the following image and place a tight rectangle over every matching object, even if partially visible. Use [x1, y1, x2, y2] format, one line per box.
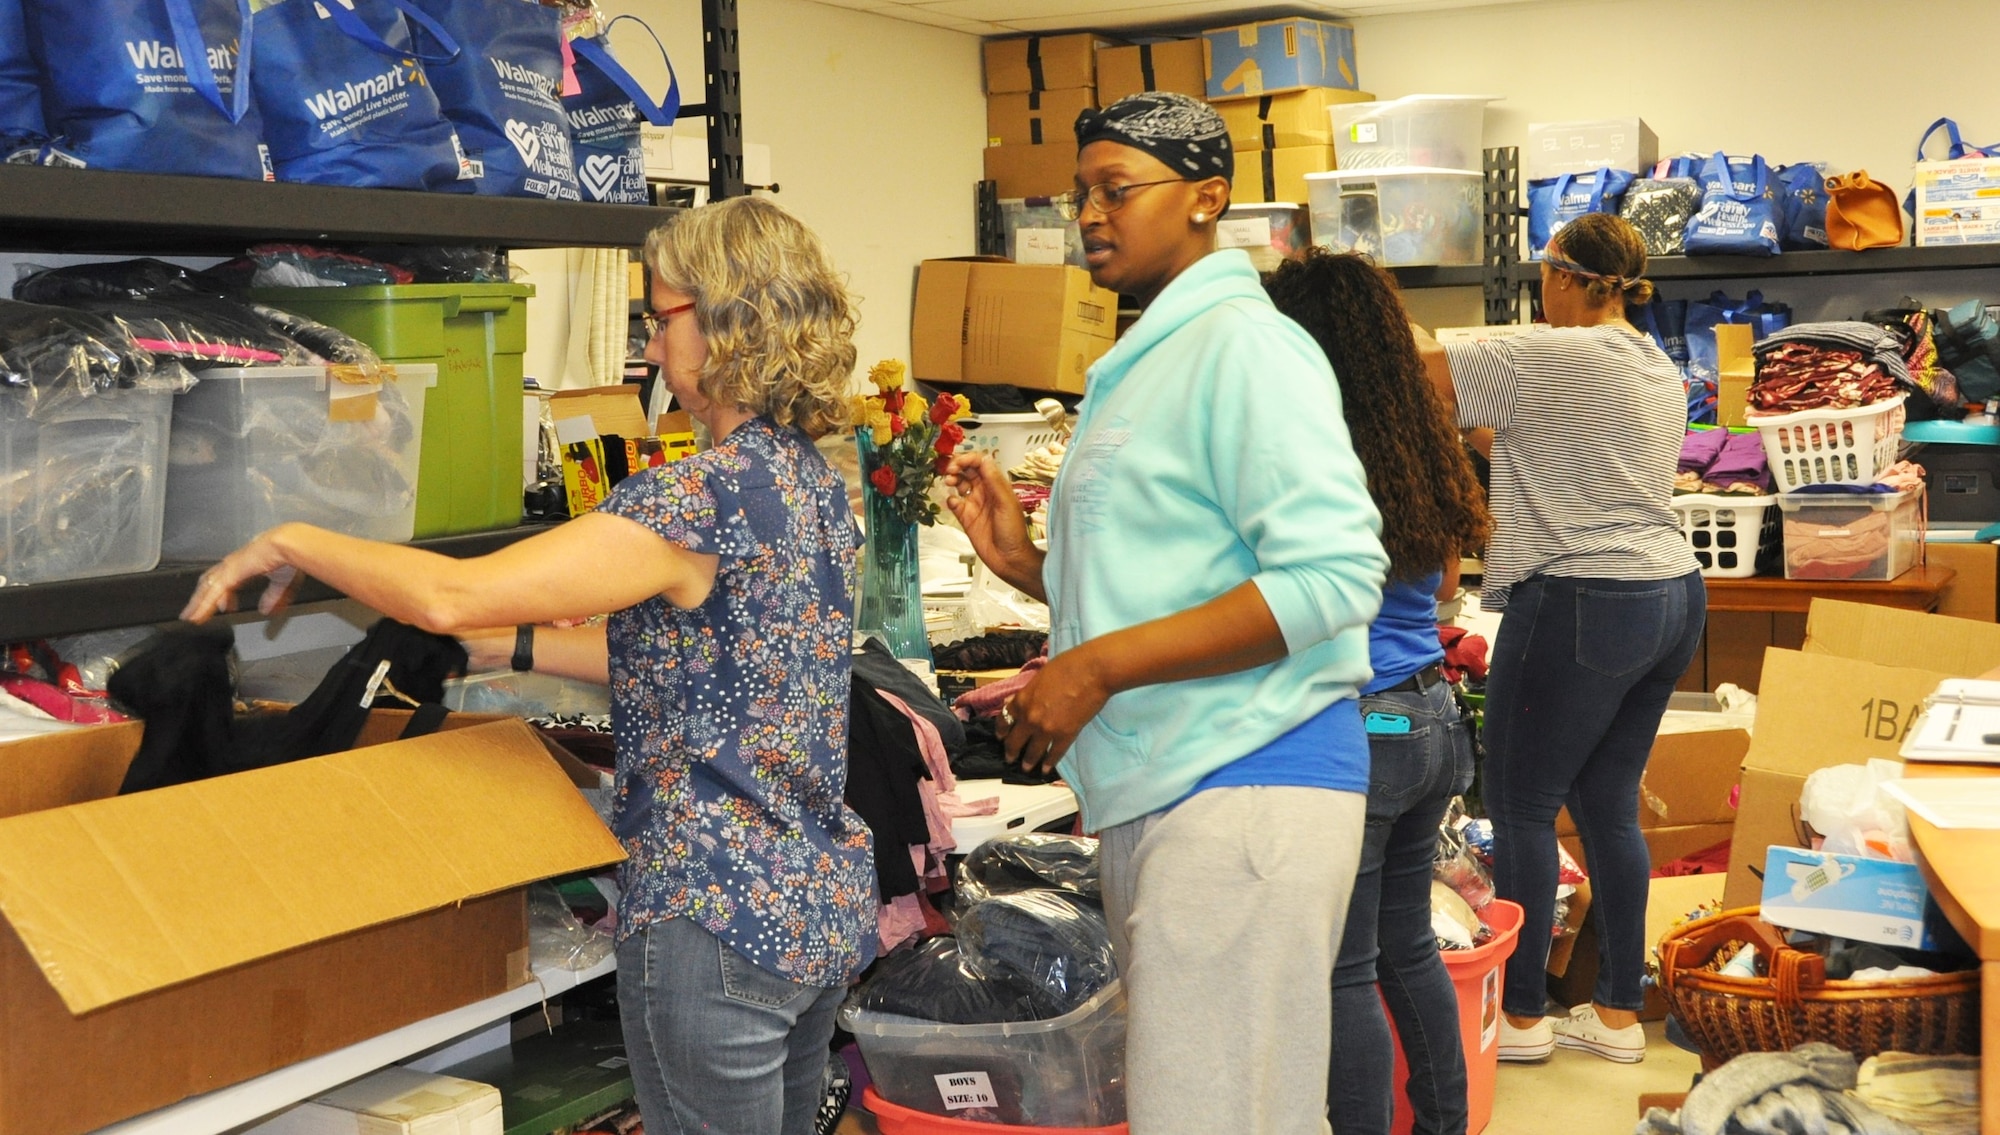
[1096, 40, 1204, 104]
[1200, 18, 1367, 205]
[911, 257, 1118, 396]
[983, 34, 1109, 199]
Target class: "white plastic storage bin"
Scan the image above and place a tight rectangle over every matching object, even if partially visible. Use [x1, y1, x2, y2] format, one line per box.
[842, 980, 1126, 1127]
[163, 365, 436, 559]
[1778, 488, 1924, 582]
[1217, 202, 1311, 272]
[442, 670, 611, 718]
[1748, 394, 1906, 492]
[1306, 168, 1484, 267]
[1000, 198, 1085, 267]
[1525, 117, 1659, 181]
[1672, 493, 1779, 578]
[958, 412, 1067, 475]
[0, 385, 173, 585]
[1328, 95, 1497, 171]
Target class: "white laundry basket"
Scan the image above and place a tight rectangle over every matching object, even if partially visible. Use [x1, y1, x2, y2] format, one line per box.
[1748, 394, 1906, 492]
[1672, 493, 1779, 578]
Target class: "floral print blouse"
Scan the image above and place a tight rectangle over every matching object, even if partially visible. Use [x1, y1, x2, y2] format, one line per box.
[600, 417, 876, 987]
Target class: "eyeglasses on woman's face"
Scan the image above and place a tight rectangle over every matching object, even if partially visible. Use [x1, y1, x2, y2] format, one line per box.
[1054, 178, 1193, 221]
[641, 300, 697, 340]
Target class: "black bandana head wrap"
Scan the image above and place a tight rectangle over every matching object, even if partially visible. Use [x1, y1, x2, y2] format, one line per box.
[1074, 92, 1233, 184]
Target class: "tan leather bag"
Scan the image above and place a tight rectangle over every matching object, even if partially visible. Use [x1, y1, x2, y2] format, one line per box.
[1824, 170, 1905, 250]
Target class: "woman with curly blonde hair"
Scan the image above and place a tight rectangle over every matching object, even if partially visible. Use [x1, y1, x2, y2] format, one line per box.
[185, 195, 877, 1135]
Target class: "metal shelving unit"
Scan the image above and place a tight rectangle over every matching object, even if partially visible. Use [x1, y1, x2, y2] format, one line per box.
[1508, 244, 2000, 283]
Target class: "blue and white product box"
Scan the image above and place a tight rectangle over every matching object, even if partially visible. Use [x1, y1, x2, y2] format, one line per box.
[1911, 156, 2000, 247]
[1202, 18, 1358, 100]
[1759, 846, 1952, 951]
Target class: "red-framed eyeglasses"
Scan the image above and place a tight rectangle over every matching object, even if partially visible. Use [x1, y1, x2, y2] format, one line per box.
[641, 300, 697, 339]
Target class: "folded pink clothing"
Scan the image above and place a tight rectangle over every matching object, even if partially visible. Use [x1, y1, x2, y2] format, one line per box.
[876, 690, 957, 887]
[953, 653, 1047, 720]
[939, 790, 1000, 818]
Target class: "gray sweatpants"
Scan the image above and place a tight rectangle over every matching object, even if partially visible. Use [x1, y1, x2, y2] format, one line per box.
[1100, 784, 1368, 1135]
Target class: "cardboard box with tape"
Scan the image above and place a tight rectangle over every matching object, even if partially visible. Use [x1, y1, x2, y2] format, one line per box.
[1202, 17, 1358, 100]
[1721, 599, 2000, 908]
[1233, 145, 1338, 205]
[984, 143, 1078, 199]
[1096, 40, 1204, 103]
[0, 713, 624, 1135]
[984, 33, 1108, 95]
[911, 257, 1117, 396]
[1214, 87, 1376, 152]
[1716, 323, 1755, 429]
[987, 88, 1096, 148]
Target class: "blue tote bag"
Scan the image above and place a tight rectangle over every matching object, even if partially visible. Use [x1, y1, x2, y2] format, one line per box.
[408, 0, 581, 200]
[25, 0, 270, 179]
[565, 16, 680, 205]
[1906, 117, 2000, 215]
[1526, 168, 1634, 258]
[1776, 163, 1829, 251]
[1685, 153, 1782, 257]
[251, 0, 471, 191]
[0, 0, 47, 158]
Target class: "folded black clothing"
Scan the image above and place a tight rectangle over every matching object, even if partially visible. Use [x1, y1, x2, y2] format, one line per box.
[855, 636, 964, 755]
[0, 298, 153, 393]
[852, 936, 1048, 1024]
[954, 890, 1115, 1019]
[246, 303, 379, 366]
[934, 630, 1049, 672]
[52, 294, 316, 366]
[958, 834, 1100, 901]
[14, 257, 204, 304]
[950, 718, 1061, 785]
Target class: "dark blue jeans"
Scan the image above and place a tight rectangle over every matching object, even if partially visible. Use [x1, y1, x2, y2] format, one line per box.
[1330, 677, 1474, 1135]
[1483, 571, 1706, 1018]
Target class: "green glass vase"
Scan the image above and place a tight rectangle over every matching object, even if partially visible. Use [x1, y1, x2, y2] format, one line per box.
[855, 433, 933, 662]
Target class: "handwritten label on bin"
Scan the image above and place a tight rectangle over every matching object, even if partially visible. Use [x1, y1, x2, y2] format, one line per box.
[935, 1071, 997, 1111]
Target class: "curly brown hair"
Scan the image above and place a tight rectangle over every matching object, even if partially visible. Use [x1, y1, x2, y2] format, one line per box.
[1263, 249, 1491, 581]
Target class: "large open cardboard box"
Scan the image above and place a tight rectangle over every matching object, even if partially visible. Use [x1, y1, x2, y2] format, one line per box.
[0, 712, 625, 1135]
[1721, 600, 2000, 908]
[911, 257, 1118, 396]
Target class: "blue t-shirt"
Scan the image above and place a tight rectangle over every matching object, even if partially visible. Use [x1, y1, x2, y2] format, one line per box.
[1361, 571, 1447, 695]
[1191, 696, 1370, 795]
[601, 417, 878, 987]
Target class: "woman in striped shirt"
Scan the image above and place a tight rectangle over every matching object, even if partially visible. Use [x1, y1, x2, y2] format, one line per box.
[1415, 212, 1704, 1067]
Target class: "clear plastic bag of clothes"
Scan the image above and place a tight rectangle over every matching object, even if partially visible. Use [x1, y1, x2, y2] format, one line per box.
[956, 834, 1101, 903]
[0, 298, 193, 415]
[954, 890, 1116, 1020]
[14, 259, 330, 369]
[528, 881, 613, 972]
[1434, 800, 1496, 911]
[849, 936, 1049, 1025]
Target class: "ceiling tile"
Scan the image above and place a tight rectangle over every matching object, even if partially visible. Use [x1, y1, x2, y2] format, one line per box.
[995, 0, 1336, 34]
[873, 4, 1011, 32]
[804, 0, 1551, 36]
[921, 0, 1113, 21]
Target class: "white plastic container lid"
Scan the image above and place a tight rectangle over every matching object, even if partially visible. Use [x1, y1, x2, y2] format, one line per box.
[1305, 167, 1486, 182]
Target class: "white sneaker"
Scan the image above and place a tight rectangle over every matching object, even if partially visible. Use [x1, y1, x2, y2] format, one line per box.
[1497, 1015, 1554, 1063]
[1550, 1003, 1647, 1063]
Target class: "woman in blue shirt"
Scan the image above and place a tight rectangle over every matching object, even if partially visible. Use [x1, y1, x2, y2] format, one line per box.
[1267, 251, 1491, 1135]
[185, 197, 876, 1135]
[945, 93, 1387, 1135]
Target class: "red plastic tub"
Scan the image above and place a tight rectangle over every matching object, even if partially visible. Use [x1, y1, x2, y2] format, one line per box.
[862, 1086, 1129, 1135]
[1390, 898, 1524, 1135]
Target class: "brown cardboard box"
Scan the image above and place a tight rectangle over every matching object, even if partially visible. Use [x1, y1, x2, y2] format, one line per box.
[1716, 323, 1755, 428]
[987, 87, 1096, 148]
[550, 385, 651, 440]
[1213, 87, 1376, 152]
[983, 144, 1077, 199]
[984, 34, 1106, 94]
[1553, 728, 1748, 839]
[1234, 145, 1337, 204]
[0, 715, 624, 1135]
[1931, 540, 1999, 621]
[1096, 41, 1205, 103]
[629, 261, 645, 302]
[1720, 600, 2000, 908]
[911, 258, 1117, 396]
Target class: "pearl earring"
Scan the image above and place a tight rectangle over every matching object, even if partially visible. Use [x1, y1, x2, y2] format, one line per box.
[1193, 213, 1207, 223]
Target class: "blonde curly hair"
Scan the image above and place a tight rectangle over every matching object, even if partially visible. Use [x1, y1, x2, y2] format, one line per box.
[642, 196, 858, 438]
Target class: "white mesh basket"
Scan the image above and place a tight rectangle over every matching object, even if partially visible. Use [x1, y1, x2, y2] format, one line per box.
[1672, 493, 1779, 579]
[1748, 394, 1906, 492]
[957, 413, 1066, 475]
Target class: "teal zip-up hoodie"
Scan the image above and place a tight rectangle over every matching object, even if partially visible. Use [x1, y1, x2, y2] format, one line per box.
[1047, 249, 1388, 832]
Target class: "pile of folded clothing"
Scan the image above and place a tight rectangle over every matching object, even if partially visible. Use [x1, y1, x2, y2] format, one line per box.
[1749, 322, 1911, 413]
[1676, 428, 1773, 494]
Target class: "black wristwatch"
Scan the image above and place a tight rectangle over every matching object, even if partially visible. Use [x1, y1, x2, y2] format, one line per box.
[511, 624, 535, 672]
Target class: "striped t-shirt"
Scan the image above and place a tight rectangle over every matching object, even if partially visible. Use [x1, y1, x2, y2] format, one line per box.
[1446, 324, 1699, 611]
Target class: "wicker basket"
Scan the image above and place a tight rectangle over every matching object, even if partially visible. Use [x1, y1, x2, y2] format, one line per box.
[1658, 907, 1980, 1072]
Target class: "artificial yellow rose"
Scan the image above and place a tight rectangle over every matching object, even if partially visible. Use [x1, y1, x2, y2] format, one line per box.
[949, 393, 973, 421]
[904, 393, 928, 426]
[867, 359, 907, 392]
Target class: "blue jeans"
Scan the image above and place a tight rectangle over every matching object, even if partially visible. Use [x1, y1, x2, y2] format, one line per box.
[617, 916, 847, 1135]
[1482, 571, 1706, 1018]
[1329, 677, 1474, 1135]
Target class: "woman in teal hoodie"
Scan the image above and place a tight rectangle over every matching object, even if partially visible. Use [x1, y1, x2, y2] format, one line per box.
[944, 93, 1388, 1135]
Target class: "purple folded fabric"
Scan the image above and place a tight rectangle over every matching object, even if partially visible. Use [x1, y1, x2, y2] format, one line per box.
[1705, 431, 1774, 493]
[1680, 428, 1728, 475]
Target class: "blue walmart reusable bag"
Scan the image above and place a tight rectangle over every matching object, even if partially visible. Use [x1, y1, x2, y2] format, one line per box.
[0, 0, 48, 157]
[251, 0, 470, 191]
[24, 0, 270, 179]
[1777, 163, 1830, 251]
[1685, 153, 1782, 257]
[1526, 168, 1635, 258]
[408, 0, 580, 200]
[565, 16, 680, 205]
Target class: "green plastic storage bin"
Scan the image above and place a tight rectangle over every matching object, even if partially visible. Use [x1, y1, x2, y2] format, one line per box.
[251, 283, 535, 537]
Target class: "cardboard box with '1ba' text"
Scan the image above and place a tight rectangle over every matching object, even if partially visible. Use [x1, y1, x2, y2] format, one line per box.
[0, 713, 625, 1135]
[1723, 599, 2000, 909]
[912, 258, 1117, 396]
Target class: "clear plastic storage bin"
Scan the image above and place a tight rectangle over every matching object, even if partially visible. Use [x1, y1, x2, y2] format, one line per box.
[1000, 198, 1086, 268]
[1306, 169, 1484, 267]
[842, 981, 1126, 1127]
[1217, 202, 1311, 272]
[0, 386, 173, 585]
[163, 365, 435, 560]
[442, 670, 611, 718]
[1778, 488, 1924, 582]
[1328, 95, 1496, 171]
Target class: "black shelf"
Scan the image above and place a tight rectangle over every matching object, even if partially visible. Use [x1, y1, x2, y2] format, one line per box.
[1508, 245, 2000, 283]
[0, 525, 556, 642]
[0, 165, 679, 255]
[1391, 265, 1486, 289]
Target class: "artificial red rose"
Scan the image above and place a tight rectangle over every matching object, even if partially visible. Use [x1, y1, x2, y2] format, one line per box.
[884, 390, 905, 415]
[869, 467, 899, 495]
[934, 433, 954, 457]
[889, 415, 906, 435]
[934, 455, 953, 474]
[929, 395, 956, 425]
[936, 422, 965, 451]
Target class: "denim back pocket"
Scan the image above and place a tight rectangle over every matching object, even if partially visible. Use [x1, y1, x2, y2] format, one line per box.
[1574, 585, 1670, 678]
